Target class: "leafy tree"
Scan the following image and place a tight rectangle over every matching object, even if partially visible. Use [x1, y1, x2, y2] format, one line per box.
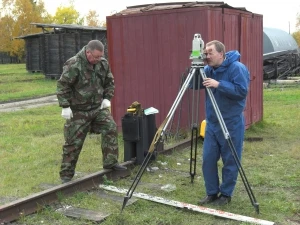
[53, 5, 83, 25]
[292, 32, 300, 46]
[293, 13, 300, 46]
[0, 15, 14, 52]
[0, 0, 52, 59]
[100, 20, 106, 27]
[85, 10, 100, 27]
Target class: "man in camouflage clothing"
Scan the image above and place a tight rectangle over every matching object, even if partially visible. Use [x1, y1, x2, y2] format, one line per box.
[57, 40, 127, 183]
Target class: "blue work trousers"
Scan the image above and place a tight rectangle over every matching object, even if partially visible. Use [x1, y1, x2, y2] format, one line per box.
[202, 120, 244, 197]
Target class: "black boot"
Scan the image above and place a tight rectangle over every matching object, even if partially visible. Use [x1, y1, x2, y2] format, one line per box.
[111, 164, 127, 170]
[198, 194, 218, 205]
[213, 194, 231, 206]
[61, 177, 72, 184]
[104, 163, 127, 171]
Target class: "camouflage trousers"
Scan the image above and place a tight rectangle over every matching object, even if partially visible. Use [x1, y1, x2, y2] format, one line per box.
[59, 107, 119, 179]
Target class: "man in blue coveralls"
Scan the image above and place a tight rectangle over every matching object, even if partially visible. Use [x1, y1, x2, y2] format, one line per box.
[198, 40, 250, 206]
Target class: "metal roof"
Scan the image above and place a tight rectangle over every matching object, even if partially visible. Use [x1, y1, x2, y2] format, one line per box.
[263, 27, 298, 54]
[15, 32, 48, 39]
[30, 23, 106, 31]
[111, 1, 250, 16]
[15, 23, 107, 39]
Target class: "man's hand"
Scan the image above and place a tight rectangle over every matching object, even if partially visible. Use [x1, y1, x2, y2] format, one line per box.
[100, 99, 111, 109]
[203, 78, 219, 88]
[61, 107, 73, 119]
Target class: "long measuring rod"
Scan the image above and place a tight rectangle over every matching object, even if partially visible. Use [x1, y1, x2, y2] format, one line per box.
[198, 67, 259, 214]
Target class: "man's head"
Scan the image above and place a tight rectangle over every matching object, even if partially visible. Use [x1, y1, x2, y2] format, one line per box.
[86, 40, 104, 65]
[204, 40, 225, 67]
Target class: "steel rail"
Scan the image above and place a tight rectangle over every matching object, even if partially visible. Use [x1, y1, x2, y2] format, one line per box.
[0, 161, 133, 223]
[0, 138, 194, 223]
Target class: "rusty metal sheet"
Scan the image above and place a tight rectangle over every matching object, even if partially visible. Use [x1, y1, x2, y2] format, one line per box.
[56, 206, 110, 222]
[240, 12, 254, 128]
[249, 14, 264, 125]
[107, 4, 263, 132]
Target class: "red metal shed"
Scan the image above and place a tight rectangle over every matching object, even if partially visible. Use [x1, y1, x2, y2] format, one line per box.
[106, 2, 263, 131]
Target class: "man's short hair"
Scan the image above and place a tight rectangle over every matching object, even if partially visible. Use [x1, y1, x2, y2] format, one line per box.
[206, 40, 225, 58]
[86, 40, 104, 52]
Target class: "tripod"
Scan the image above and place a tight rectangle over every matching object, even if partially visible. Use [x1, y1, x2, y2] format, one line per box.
[121, 33, 259, 214]
[121, 64, 198, 212]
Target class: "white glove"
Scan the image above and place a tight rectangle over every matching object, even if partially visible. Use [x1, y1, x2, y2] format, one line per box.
[61, 107, 73, 119]
[100, 99, 111, 109]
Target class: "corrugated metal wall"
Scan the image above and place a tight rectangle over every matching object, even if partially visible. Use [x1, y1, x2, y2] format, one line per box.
[42, 31, 107, 79]
[25, 36, 43, 72]
[250, 14, 264, 125]
[0, 52, 19, 64]
[107, 4, 263, 131]
[19, 25, 107, 79]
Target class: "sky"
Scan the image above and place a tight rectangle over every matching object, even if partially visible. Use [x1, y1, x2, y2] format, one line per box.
[44, 0, 300, 34]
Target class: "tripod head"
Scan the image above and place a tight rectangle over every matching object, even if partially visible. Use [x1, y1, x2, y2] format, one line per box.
[190, 33, 206, 67]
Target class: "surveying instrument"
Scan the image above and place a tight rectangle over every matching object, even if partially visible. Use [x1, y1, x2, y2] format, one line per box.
[121, 33, 259, 214]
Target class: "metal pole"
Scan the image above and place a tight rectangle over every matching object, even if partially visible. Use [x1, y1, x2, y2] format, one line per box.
[189, 68, 201, 183]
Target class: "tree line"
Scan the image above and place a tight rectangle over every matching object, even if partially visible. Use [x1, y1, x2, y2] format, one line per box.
[0, 0, 106, 60]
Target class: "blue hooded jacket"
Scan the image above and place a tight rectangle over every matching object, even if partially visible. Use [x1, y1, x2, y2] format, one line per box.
[203, 50, 250, 126]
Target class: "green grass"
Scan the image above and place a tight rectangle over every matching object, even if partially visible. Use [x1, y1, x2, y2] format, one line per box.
[0, 64, 300, 224]
[0, 64, 57, 102]
[0, 105, 125, 197]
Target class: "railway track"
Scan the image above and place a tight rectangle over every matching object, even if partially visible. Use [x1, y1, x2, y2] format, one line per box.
[0, 139, 192, 224]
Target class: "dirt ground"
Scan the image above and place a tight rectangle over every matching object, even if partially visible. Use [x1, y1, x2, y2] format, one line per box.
[0, 95, 58, 113]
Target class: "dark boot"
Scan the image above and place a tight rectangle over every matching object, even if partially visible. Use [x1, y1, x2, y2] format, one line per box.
[213, 194, 231, 206]
[104, 163, 127, 171]
[61, 177, 72, 184]
[198, 194, 218, 205]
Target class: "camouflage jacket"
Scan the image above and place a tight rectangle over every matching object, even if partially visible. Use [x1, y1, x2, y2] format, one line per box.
[56, 46, 115, 111]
